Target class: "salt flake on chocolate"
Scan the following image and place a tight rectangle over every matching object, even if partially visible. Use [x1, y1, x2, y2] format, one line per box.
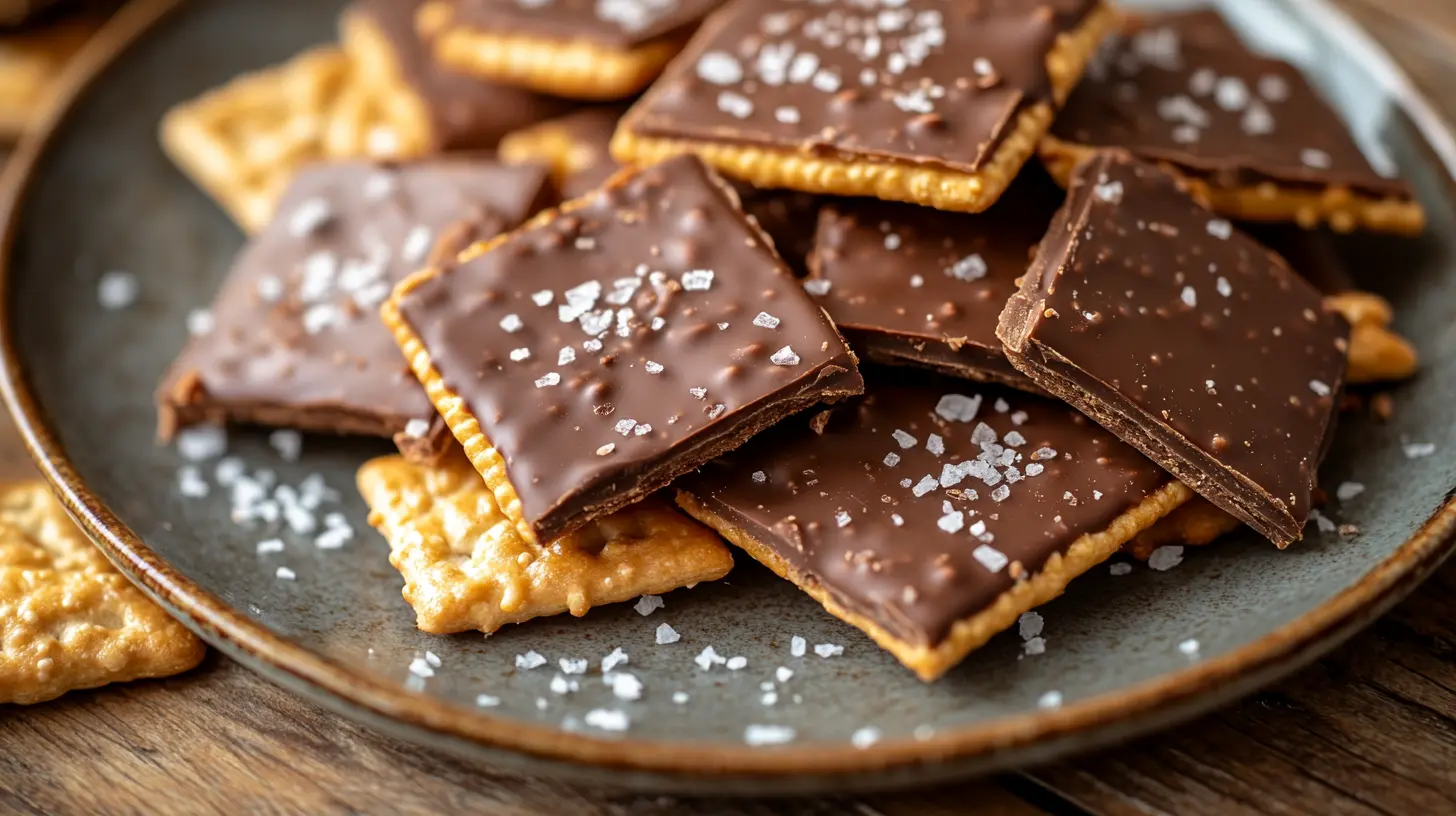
[1206, 219, 1232, 240]
[946, 253, 987, 281]
[697, 51, 743, 85]
[753, 312, 781, 329]
[973, 544, 1008, 573]
[681, 269, 715, 291]
[934, 394, 982, 422]
[803, 279, 832, 296]
[770, 346, 800, 366]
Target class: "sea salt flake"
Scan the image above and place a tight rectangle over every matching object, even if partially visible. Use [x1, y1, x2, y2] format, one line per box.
[1019, 611, 1044, 640]
[776, 667, 793, 683]
[891, 513, 904, 526]
[695, 646, 727, 670]
[913, 475, 939, 497]
[834, 510, 853, 528]
[1094, 180, 1123, 203]
[892, 429, 918, 449]
[1110, 562, 1133, 576]
[403, 418, 430, 439]
[745, 725, 795, 746]
[726, 656, 748, 671]
[697, 50, 743, 84]
[1038, 690, 1063, 710]
[791, 636, 806, 657]
[608, 672, 643, 701]
[408, 657, 435, 678]
[500, 314, 524, 333]
[1336, 481, 1365, 501]
[644, 361, 664, 374]
[937, 510, 964, 533]
[1404, 441, 1436, 459]
[990, 485, 1011, 503]
[803, 279, 831, 296]
[476, 694, 500, 707]
[946, 253, 987, 281]
[1023, 637, 1046, 656]
[288, 197, 332, 236]
[672, 692, 689, 704]
[926, 434, 945, 456]
[275, 566, 296, 581]
[634, 595, 664, 616]
[516, 651, 547, 669]
[601, 647, 630, 673]
[560, 658, 589, 674]
[1206, 219, 1233, 240]
[814, 643, 843, 658]
[256, 538, 284, 554]
[883, 452, 901, 467]
[935, 394, 981, 422]
[1179, 638, 1201, 656]
[531, 289, 554, 306]
[1216, 276, 1232, 297]
[400, 226, 433, 263]
[535, 372, 560, 387]
[973, 545, 1008, 572]
[98, 271, 138, 310]
[1309, 379, 1331, 397]
[656, 623, 680, 644]
[177, 425, 227, 461]
[681, 269, 715, 291]
[851, 727, 881, 749]
[752, 311, 781, 329]
[268, 429, 302, 462]
[770, 346, 800, 366]
[584, 709, 629, 732]
[751, 470, 767, 483]
[1148, 545, 1184, 571]
[1180, 286, 1198, 307]
[1301, 148, 1332, 169]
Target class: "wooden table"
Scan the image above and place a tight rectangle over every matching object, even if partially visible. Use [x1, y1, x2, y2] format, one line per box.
[2, 1, 1454, 813]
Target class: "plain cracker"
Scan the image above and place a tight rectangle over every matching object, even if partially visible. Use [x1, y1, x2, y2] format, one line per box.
[0, 481, 204, 705]
[358, 453, 733, 634]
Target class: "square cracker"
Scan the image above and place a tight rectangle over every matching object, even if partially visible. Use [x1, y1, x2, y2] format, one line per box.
[357, 452, 734, 634]
[0, 482, 205, 704]
[1040, 10, 1424, 235]
[159, 47, 414, 234]
[417, 0, 719, 100]
[675, 373, 1191, 681]
[613, 0, 1117, 213]
[0, 6, 109, 136]
[383, 155, 862, 545]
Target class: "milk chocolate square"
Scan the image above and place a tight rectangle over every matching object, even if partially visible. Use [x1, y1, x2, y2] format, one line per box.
[676, 373, 1186, 680]
[342, 0, 572, 151]
[158, 159, 553, 456]
[1042, 10, 1422, 234]
[386, 155, 862, 542]
[998, 151, 1349, 546]
[806, 171, 1063, 387]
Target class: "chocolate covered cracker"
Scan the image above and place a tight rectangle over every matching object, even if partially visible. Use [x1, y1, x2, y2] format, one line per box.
[998, 152, 1348, 547]
[384, 155, 862, 543]
[1041, 10, 1424, 235]
[342, 0, 572, 152]
[805, 170, 1062, 386]
[614, 0, 1118, 212]
[418, 0, 723, 99]
[676, 374, 1190, 681]
[158, 159, 553, 460]
[501, 108, 822, 273]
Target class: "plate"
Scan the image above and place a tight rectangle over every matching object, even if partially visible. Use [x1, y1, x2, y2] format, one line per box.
[2, 0, 1455, 794]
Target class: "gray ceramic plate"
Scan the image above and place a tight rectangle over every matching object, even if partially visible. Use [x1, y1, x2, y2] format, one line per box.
[2, 0, 1455, 795]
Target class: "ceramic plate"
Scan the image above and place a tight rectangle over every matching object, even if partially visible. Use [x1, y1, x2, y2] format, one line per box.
[2, 0, 1454, 794]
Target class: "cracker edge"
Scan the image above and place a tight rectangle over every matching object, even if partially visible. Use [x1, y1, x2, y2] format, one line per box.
[676, 480, 1192, 681]
[1038, 135, 1427, 236]
[418, 0, 682, 100]
[358, 456, 734, 633]
[339, 6, 443, 155]
[609, 2, 1119, 213]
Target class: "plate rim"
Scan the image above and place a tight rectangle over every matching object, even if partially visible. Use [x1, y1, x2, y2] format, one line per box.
[2, 0, 1455, 788]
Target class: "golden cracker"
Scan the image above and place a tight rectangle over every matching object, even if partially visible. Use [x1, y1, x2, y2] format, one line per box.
[1038, 136, 1427, 236]
[1122, 496, 1242, 561]
[677, 480, 1192, 682]
[358, 452, 733, 634]
[418, 0, 681, 100]
[159, 47, 416, 234]
[611, 3, 1117, 213]
[0, 482, 204, 705]
[0, 10, 105, 136]
[499, 113, 614, 193]
[1324, 292, 1419, 384]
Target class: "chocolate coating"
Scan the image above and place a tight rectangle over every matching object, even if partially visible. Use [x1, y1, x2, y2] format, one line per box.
[629, 0, 1099, 173]
[396, 155, 862, 541]
[349, 0, 572, 150]
[1051, 10, 1411, 199]
[158, 159, 552, 442]
[807, 169, 1062, 385]
[434, 0, 724, 49]
[998, 152, 1348, 546]
[678, 372, 1171, 648]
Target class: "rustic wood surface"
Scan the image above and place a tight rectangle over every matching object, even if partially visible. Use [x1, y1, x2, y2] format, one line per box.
[1, 1, 1454, 814]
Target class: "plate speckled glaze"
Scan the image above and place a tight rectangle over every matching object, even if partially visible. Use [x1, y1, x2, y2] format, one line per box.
[2, 0, 1455, 794]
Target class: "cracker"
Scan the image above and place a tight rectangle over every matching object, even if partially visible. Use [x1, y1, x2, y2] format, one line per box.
[159, 47, 410, 233]
[675, 374, 1190, 681]
[418, 0, 716, 100]
[613, 0, 1117, 212]
[0, 482, 204, 704]
[382, 155, 861, 544]
[1325, 292, 1418, 385]
[1122, 497, 1241, 560]
[0, 7, 106, 136]
[1040, 10, 1424, 235]
[358, 452, 733, 634]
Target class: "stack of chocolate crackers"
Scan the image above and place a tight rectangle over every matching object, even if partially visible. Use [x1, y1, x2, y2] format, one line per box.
[158, 1, 1423, 681]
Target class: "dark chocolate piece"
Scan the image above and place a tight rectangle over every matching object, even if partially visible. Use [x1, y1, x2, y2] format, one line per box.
[345, 0, 572, 151]
[157, 159, 553, 451]
[678, 372, 1172, 656]
[998, 151, 1348, 547]
[806, 170, 1062, 385]
[430, 0, 724, 50]
[394, 155, 862, 541]
[627, 0, 1101, 174]
[1243, 224, 1354, 294]
[1050, 10, 1411, 200]
[734, 182, 820, 277]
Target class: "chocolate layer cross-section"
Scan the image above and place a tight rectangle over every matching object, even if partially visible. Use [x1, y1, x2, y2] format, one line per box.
[676, 373, 1189, 681]
[385, 155, 862, 543]
[157, 159, 553, 461]
[342, 0, 572, 152]
[806, 170, 1063, 387]
[614, 0, 1117, 212]
[1041, 10, 1423, 235]
[998, 151, 1349, 547]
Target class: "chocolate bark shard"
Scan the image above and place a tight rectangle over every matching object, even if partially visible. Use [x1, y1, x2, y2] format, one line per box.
[1042, 10, 1422, 233]
[806, 168, 1063, 387]
[998, 151, 1348, 547]
[157, 158, 553, 458]
[387, 155, 862, 543]
[676, 372, 1185, 680]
